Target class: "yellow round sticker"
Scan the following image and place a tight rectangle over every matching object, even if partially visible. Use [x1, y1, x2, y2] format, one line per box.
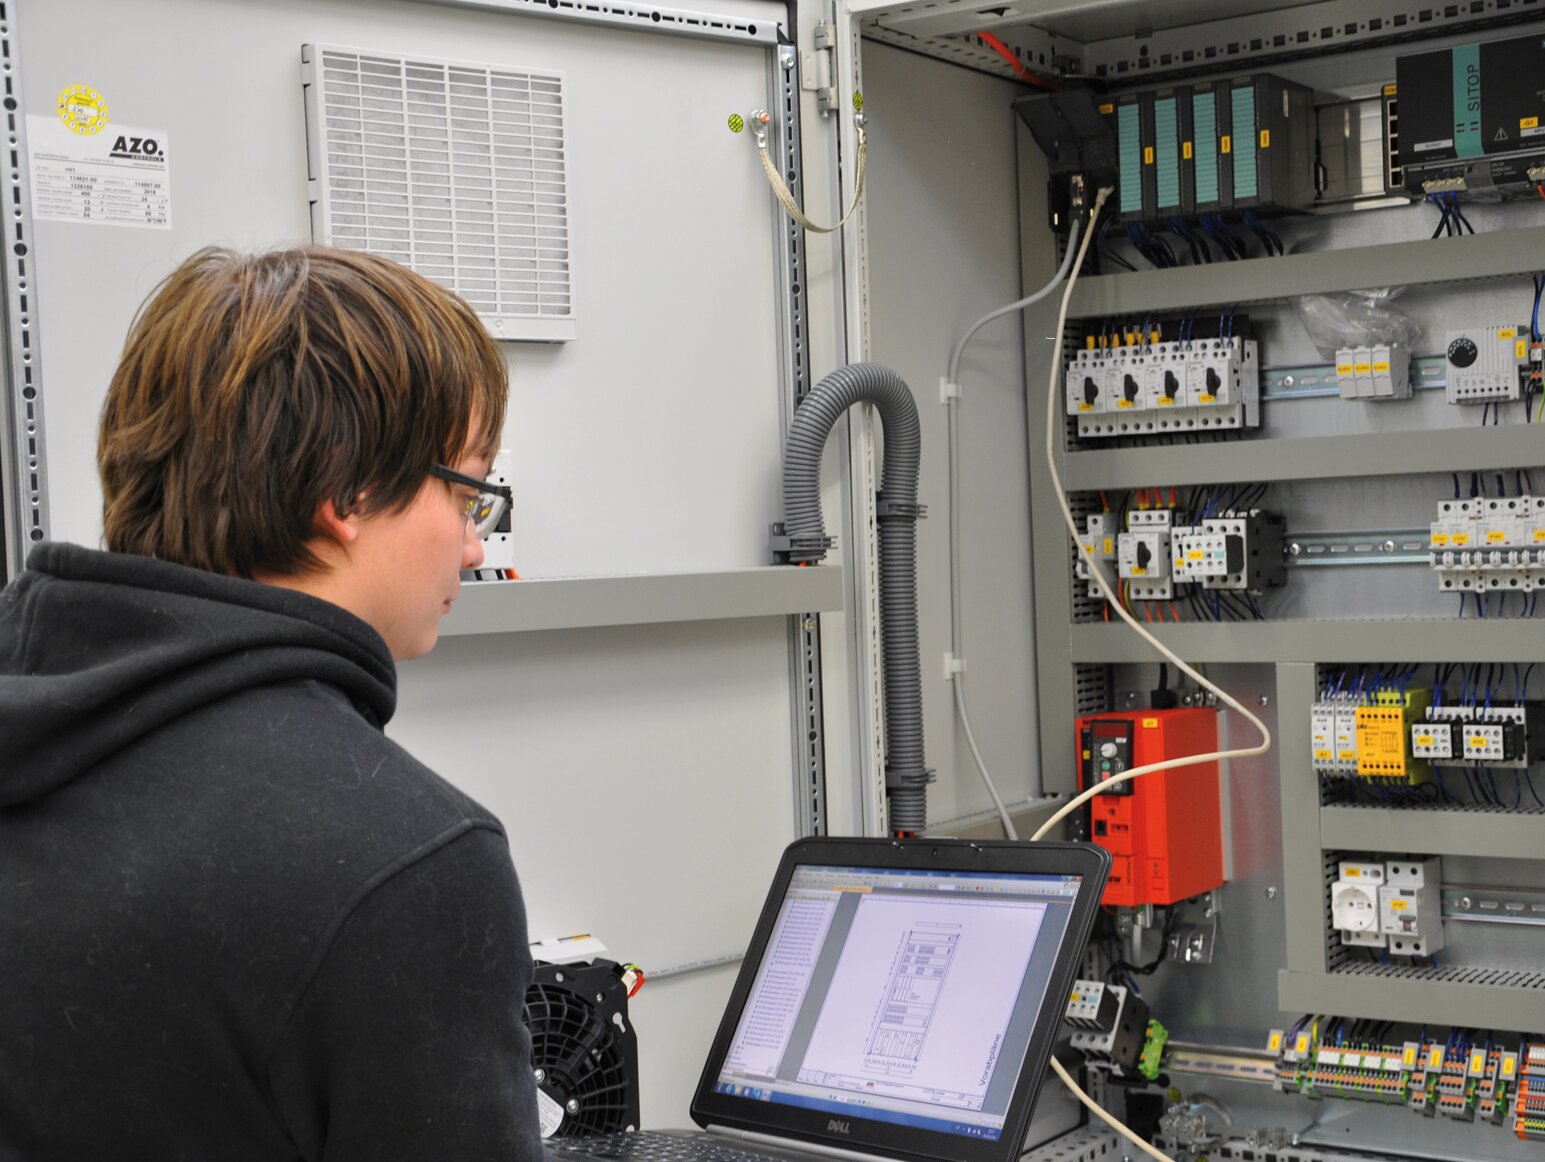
[57, 84, 109, 136]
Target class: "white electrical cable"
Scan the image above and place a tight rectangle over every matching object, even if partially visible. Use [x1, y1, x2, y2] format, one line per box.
[1029, 190, 1272, 846]
[1049, 1058, 1173, 1162]
[944, 218, 1084, 841]
[1031, 189, 1273, 1162]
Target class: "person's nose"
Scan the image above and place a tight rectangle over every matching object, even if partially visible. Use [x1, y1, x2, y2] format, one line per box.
[462, 517, 485, 571]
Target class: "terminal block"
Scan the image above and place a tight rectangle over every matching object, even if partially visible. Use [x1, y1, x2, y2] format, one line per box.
[1515, 1041, 1545, 1140]
[1355, 688, 1432, 782]
[1065, 334, 1261, 439]
[1336, 343, 1411, 400]
[1331, 861, 1386, 948]
[1478, 1048, 1520, 1126]
[1433, 1041, 1476, 1121]
[1065, 979, 1149, 1072]
[1445, 325, 1529, 404]
[1308, 1042, 1410, 1104]
[1430, 495, 1545, 592]
[1272, 1023, 1530, 1130]
[1378, 858, 1444, 956]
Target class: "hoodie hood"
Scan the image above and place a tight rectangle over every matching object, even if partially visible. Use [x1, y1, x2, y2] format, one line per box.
[0, 542, 396, 808]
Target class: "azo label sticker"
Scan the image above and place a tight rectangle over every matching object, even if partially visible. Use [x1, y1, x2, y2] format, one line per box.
[28, 116, 171, 229]
[57, 84, 109, 135]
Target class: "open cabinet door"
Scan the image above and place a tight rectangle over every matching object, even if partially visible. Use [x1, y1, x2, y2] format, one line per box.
[6, 0, 857, 1126]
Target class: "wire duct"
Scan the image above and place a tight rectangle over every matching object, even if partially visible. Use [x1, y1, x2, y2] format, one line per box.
[780, 363, 929, 833]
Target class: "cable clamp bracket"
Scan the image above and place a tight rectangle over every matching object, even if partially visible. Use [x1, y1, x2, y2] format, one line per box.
[770, 521, 835, 565]
[875, 493, 927, 522]
[884, 765, 937, 791]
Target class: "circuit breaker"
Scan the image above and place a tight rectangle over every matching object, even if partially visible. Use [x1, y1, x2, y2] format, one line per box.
[1118, 509, 1173, 601]
[1430, 494, 1545, 592]
[1379, 858, 1444, 957]
[1075, 707, 1224, 906]
[1065, 334, 1261, 439]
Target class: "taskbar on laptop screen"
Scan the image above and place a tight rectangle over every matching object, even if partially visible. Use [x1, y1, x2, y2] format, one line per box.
[710, 1082, 1005, 1141]
[714, 864, 1083, 1144]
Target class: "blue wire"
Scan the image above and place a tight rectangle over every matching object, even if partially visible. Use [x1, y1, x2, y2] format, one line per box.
[1524, 770, 1544, 808]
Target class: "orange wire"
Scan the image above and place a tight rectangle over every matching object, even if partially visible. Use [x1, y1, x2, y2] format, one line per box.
[1170, 602, 1180, 623]
[1169, 487, 1177, 507]
[1099, 490, 1111, 512]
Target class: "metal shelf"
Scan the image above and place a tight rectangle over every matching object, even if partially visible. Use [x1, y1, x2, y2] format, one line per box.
[1278, 968, 1545, 1032]
[439, 565, 844, 635]
[1065, 424, 1545, 492]
[1320, 805, 1545, 861]
[1071, 620, 1545, 663]
[1067, 226, 1545, 318]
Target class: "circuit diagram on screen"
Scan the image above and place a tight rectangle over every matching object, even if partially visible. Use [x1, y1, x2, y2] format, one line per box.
[865, 925, 960, 1071]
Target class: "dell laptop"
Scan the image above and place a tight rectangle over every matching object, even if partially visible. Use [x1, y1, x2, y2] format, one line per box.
[550, 835, 1110, 1162]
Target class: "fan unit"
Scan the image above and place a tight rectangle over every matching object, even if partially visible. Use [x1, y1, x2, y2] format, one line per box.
[301, 42, 576, 342]
[525, 958, 641, 1138]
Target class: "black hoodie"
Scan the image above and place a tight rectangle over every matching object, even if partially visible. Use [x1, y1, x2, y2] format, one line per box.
[0, 543, 548, 1162]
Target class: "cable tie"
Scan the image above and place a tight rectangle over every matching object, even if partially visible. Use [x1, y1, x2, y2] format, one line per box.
[940, 376, 961, 403]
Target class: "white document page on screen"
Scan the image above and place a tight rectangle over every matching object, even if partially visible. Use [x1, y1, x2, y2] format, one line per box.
[724, 891, 840, 1078]
[795, 895, 1046, 1109]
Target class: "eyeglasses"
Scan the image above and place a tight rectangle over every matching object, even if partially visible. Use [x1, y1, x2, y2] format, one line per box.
[429, 463, 513, 538]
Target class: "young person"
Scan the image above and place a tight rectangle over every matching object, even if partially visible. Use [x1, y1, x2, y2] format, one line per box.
[0, 247, 545, 1161]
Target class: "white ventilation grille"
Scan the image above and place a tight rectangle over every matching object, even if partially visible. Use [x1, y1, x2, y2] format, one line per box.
[302, 43, 575, 342]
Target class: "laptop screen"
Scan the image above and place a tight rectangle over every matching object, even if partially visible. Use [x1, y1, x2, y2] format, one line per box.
[710, 863, 1083, 1142]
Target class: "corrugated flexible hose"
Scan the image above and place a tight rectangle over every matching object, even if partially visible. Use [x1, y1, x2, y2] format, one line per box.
[780, 362, 930, 834]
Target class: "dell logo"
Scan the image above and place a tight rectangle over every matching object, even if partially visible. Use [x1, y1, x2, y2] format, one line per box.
[827, 1120, 851, 1135]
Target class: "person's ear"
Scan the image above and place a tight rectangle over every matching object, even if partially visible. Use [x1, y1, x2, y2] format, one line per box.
[313, 495, 363, 546]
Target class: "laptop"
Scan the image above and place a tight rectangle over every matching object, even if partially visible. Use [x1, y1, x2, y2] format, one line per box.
[550, 835, 1110, 1162]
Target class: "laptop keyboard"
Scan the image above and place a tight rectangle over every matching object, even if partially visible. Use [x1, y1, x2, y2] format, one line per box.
[549, 1131, 795, 1162]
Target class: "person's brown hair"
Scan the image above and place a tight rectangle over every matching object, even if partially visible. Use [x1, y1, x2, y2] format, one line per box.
[98, 246, 507, 578]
